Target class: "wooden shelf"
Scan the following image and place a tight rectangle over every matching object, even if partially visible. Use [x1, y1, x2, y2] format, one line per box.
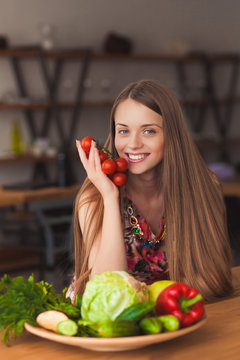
[0, 47, 238, 63]
[196, 139, 240, 149]
[181, 97, 240, 106]
[0, 47, 89, 59]
[1, 96, 239, 111]
[93, 52, 240, 64]
[0, 153, 57, 164]
[0, 101, 50, 110]
[0, 100, 114, 111]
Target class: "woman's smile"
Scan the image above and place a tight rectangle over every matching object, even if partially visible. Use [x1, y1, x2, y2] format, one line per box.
[126, 153, 150, 162]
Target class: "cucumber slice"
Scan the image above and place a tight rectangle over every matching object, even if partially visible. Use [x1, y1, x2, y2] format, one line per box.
[57, 320, 78, 336]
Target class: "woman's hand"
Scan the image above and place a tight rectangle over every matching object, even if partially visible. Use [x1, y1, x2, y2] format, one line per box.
[76, 139, 119, 200]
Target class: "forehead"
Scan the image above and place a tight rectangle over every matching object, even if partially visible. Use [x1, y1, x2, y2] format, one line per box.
[115, 98, 163, 126]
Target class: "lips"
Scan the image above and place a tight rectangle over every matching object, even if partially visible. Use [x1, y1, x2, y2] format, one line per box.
[126, 153, 149, 162]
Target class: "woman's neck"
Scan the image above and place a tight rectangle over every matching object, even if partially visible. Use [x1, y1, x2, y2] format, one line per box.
[126, 168, 163, 201]
[126, 170, 164, 231]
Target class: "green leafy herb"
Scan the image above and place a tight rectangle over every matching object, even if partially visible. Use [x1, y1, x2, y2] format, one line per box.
[0, 274, 81, 346]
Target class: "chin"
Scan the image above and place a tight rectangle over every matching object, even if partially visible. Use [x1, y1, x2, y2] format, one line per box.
[129, 166, 154, 176]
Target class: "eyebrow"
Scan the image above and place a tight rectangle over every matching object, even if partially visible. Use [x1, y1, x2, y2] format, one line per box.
[115, 123, 162, 128]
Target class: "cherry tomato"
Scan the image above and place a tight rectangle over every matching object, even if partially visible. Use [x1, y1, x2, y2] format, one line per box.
[101, 159, 116, 174]
[99, 150, 109, 163]
[81, 136, 93, 153]
[115, 157, 128, 172]
[113, 172, 128, 187]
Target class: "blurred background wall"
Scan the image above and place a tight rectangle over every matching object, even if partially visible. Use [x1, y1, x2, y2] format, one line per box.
[0, 0, 240, 185]
[1, 0, 239, 53]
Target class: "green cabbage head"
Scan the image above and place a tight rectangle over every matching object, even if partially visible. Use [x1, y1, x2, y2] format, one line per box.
[81, 271, 149, 323]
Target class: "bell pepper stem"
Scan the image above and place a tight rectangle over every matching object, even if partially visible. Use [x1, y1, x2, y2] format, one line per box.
[180, 294, 203, 312]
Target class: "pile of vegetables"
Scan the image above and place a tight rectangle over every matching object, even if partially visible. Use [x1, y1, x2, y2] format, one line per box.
[0, 271, 205, 346]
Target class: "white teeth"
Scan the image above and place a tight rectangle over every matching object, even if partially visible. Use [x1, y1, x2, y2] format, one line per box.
[128, 154, 146, 160]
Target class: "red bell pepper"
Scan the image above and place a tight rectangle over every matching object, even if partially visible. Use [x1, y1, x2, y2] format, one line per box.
[155, 282, 205, 327]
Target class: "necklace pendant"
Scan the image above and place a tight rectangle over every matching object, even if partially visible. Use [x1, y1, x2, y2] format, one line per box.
[130, 216, 137, 225]
[132, 226, 140, 234]
[127, 202, 166, 250]
[143, 240, 153, 248]
[127, 206, 134, 215]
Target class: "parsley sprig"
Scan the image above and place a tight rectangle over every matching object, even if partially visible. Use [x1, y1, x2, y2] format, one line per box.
[0, 274, 81, 346]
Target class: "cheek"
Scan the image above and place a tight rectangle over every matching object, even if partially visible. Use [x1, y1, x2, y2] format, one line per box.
[159, 138, 164, 152]
[154, 140, 164, 161]
[114, 137, 124, 154]
[153, 137, 164, 153]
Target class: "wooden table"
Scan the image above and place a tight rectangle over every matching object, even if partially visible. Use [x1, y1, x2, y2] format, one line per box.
[0, 184, 80, 207]
[221, 181, 240, 197]
[1, 266, 240, 360]
[0, 184, 80, 281]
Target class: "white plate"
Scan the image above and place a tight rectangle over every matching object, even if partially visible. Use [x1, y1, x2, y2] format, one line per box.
[24, 318, 206, 352]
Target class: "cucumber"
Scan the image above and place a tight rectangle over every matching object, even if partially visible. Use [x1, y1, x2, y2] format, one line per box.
[139, 317, 162, 334]
[77, 320, 100, 337]
[57, 320, 78, 336]
[97, 319, 139, 337]
[158, 315, 180, 332]
[116, 301, 155, 322]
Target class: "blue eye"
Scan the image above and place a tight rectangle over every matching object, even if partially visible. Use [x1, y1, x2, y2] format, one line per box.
[144, 129, 155, 134]
[118, 129, 128, 134]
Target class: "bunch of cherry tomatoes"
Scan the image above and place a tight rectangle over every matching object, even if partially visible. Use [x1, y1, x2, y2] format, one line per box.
[81, 136, 128, 187]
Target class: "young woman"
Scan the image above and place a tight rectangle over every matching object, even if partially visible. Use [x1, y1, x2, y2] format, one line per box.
[73, 79, 233, 302]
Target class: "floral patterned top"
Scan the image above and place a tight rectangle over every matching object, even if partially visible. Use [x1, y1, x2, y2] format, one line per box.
[124, 197, 169, 284]
[67, 197, 169, 302]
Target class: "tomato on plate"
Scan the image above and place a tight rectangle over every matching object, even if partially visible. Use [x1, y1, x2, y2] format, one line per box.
[113, 172, 128, 186]
[115, 157, 128, 172]
[101, 159, 116, 174]
[81, 136, 93, 153]
[99, 150, 109, 163]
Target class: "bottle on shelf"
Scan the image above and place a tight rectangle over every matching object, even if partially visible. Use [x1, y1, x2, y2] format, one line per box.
[10, 119, 25, 155]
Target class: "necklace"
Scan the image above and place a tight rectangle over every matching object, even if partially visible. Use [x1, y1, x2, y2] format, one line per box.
[127, 203, 166, 250]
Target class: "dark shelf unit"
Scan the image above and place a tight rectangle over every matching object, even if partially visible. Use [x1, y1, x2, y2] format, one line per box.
[0, 48, 239, 180]
[0, 47, 92, 183]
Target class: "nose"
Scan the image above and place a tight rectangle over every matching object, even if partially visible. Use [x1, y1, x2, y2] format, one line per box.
[128, 133, 142, 149]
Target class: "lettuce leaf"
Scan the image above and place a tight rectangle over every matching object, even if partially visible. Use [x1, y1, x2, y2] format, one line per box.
[81, 271, 149, 323]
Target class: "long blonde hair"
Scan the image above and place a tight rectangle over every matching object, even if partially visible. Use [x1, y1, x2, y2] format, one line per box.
[74, 80, 233, 301]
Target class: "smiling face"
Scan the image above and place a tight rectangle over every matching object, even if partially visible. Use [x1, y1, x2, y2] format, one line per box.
[114, 98, 164, 176]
